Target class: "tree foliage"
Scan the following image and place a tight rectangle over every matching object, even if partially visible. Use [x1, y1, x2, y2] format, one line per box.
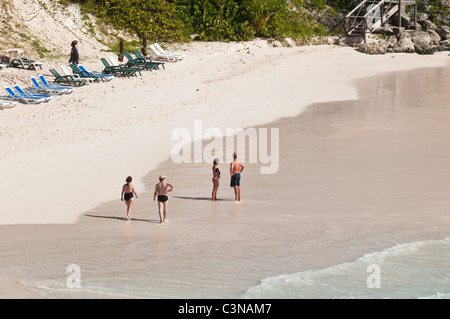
[64, 0, 356, 42]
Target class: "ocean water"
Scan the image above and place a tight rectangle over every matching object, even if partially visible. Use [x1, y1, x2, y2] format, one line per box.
[1, 64, 449, 299]
[243, 237, 450, 299]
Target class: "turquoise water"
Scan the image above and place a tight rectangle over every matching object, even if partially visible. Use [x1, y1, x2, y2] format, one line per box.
[244, 237, 450, 299]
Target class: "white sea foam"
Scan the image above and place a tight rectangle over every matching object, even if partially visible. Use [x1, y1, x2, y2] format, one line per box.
[244, 237, 450, 299]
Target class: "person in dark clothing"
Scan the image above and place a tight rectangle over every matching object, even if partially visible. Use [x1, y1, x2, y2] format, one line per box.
[69, 40, 79, 65]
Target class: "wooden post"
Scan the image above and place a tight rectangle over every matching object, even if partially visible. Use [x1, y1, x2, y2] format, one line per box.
[398, 0, 402, 29]
[141, 34, 147, 56]
[414, 0, 417, 28]
[118, 38, 124, 62]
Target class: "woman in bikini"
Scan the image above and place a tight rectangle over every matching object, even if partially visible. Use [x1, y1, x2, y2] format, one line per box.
[121, 176, 138, 221]
[212, 158, 220, 201]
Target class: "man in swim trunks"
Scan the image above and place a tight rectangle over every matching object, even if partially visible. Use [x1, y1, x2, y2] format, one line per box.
[153, 175, 174, 223]
[230, 152, 245, 202]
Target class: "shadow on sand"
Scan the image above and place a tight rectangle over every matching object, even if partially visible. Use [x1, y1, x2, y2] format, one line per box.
[173, 196, 234, 202]
[84, 214, 161, 223]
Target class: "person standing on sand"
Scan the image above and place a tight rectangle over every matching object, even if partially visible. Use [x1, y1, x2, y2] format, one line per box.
[212, 158, 221, 201]
[69, 40, 79, 65]
[121, 176, 138, 221]
[230, 152, 244, 202]
[153, 175, 174, 223]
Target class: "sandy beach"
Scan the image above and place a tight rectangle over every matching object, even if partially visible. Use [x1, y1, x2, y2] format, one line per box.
[0, 41, 449, 298]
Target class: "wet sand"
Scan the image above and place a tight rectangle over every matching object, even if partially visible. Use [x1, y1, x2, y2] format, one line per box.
[1, 64, 449, 298]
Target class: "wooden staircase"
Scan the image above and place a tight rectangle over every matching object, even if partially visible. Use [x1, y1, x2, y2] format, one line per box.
[344, 0, 418, 42]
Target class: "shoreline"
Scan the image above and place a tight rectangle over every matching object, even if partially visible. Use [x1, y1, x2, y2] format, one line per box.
[0, 43, 449, 226]
[0, 60, 449, 298]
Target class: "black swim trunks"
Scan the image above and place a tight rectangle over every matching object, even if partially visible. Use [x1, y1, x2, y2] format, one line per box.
[124, 192, 134, 201]
[230, 173, 241, 187]
[158, 195, 169, 202]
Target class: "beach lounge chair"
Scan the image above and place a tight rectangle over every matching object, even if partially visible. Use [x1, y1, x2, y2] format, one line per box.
[8, 57, 43, 70]
[154, 43, 186, 59]
[0, 99, 18, 109]
[64, 64, 100, 83]
[13, 85, 53, 102]
[37, 74, 75, 93]
[124, 51, 151, 71]
[0, 61, 9, 69]
[60, 65, 94, 83]
[133, 49, 165, 70]
[49, 68, 87, 86]
[4, 86, 45, 104]
[100, 58, 124, 77]
[108, 56, 142, 76]
[77, 64, 114, 81]
[30, 76, 71, 95]
[148, 44, 180, 63]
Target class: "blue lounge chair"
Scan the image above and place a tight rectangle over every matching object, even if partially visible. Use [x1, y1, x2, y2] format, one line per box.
[78, 65, 114, 81]
[30, 76, 70, 95]
[69, 64, 103, 82]
[13, 85, 53, 102]
[38, 74, 75, 93]
[4, 86, 45, 104]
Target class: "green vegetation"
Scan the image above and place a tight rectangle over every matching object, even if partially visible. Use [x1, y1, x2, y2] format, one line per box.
[64, 0, 349, 43]
[426, 0, 449, 27]
[61, 0, 450, 45]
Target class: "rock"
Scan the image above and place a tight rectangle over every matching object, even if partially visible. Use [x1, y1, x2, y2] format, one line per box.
[442, 39, 450, 48]
[271, 40, 283, 47]
[432, 44, 448, 52]
[284, 37, 297, 47]
[410, 31, 434, 54]
[437, 26, 450, 40]
[392, 37, 415, 53]
[357, 42, 387, 55]
[384, 35, 398, 48]
[392, 12, 412, 28]
[423, 20, 439, 31]
[427, 29, 441, 45]
[416, 12, 429, 23]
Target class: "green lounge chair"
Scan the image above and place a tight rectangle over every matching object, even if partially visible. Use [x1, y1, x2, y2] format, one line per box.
[124, 51, 151, 71]
[8, 57, 43, 70]
[133, 49, 165, 70]
[101, 58, 122, 76]
[69, 64, 102, 82]
[108, 56, 142, 77]
[101, 58, 140, 78]
[49, 68, 87, 86]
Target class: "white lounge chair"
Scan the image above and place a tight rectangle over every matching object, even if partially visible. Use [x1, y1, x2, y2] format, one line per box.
[154, 43, 186, 59]
[149, 44, 181, 63]
[0, 99, 18, 109]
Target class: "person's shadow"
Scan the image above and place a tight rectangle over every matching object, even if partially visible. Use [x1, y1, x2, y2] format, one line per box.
[173, 196, 234, 201]
[84, 214, 161, 223]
